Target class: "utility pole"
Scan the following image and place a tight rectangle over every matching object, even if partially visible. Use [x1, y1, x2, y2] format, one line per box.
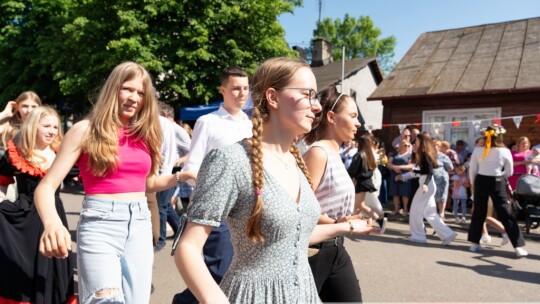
[318, 0, 322, 24]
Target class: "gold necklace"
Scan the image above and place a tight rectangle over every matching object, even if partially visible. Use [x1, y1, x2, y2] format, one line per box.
[265, 151, 294, 169]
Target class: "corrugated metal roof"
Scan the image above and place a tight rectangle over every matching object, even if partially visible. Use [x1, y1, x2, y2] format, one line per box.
[369, 17, 540, 100]
[311, 57, 382, 91]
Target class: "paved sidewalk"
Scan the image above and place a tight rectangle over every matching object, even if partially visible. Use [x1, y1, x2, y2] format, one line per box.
[60, 191, 540, 303]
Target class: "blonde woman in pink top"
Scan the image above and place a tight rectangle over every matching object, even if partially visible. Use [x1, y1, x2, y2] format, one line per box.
[509, 136, 535, 189]
[34, 62, 194, 304]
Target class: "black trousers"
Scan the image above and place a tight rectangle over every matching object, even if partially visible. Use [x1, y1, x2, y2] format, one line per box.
[467, 174, 525, 248]
[308, 237, 362, 302]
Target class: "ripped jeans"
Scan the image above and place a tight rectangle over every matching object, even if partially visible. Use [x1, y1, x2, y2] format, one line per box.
[77, 196, 153, 304]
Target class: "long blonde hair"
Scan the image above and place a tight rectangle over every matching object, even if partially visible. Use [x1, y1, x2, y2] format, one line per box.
[1, 91, 42, 147]
[17, 106, 63, 170]
[247, 57, 313, 243]
[83, 62, 162, 176]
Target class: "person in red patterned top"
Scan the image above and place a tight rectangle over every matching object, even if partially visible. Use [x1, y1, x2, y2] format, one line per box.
[0, 106, 77, 304]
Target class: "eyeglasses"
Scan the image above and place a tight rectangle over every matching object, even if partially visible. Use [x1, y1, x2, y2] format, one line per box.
[280, 87, 320, 106]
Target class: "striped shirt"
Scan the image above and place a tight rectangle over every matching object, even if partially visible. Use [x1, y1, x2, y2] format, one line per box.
[308, 142, 355, 220]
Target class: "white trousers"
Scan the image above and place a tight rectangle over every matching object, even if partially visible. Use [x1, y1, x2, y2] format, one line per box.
[409, 175, 454, 241]
[365, 168, 383, 216]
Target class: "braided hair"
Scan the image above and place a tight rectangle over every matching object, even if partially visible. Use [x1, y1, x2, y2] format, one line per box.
[247, 57, 314, 243]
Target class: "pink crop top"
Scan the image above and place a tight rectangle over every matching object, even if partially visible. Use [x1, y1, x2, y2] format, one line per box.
[76, 131, 151, 194]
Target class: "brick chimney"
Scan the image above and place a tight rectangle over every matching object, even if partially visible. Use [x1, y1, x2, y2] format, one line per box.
[311, 38, 333, 67]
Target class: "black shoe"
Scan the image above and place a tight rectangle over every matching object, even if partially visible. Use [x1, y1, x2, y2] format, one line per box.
[376, 217, 387, 234]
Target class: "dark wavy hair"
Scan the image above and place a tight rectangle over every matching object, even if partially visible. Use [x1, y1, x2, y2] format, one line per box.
[304, 85, 351, 145]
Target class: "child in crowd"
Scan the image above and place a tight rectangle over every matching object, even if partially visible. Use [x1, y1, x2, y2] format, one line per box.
[452, 165, 469, 223]
[526, 148, 540, 175]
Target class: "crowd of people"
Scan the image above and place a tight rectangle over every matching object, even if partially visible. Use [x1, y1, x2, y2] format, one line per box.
[0, 57, 538, 303]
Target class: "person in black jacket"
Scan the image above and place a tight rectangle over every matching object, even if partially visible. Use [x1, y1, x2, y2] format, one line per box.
[399, 133, 457, 245]
[348, 134, 387, 231]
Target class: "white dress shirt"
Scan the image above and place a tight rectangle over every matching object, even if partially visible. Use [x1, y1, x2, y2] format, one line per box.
[172, 123, 191, 158]
[469, 146, 513, 185]
[159, 116, 178, 175]
[182, 105, 252, 184]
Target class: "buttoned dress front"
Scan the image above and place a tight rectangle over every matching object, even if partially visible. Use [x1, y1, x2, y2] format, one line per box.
[187, 141, 321, 303]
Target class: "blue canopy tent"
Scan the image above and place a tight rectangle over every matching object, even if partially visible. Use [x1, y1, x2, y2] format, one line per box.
[179, 97, 253, 122]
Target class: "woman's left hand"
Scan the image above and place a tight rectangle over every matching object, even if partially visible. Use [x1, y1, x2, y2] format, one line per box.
[335, 215, 363, 223]
[422, 184, 428, 193]
[349, 218, 380, 235]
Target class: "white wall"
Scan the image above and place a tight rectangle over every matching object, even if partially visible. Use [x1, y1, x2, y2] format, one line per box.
[341, 67, 383, 130]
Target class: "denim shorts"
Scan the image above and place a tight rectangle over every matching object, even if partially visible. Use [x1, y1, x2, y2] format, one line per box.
[77, 196, 153, 304]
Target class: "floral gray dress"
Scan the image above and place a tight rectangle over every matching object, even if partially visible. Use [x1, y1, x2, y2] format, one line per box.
[187, 141, 321, 303]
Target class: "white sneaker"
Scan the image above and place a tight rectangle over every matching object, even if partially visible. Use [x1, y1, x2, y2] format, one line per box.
[460, 217, 467, 223]
[515, 247, 528, 258]
[376, 217, 387, 234]
[454, 217, 460, 223]
[480, 235, 492, 244]
[470, 243, 483, 252]
[408, 237, 427, 244]
[442, 232, 457, 246]
[501, 233, 510, 246]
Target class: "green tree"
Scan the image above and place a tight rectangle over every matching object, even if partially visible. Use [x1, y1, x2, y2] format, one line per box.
[0, 0, 72, 106]
[313, 14, 396, 73]
[0, 0, 300, 113]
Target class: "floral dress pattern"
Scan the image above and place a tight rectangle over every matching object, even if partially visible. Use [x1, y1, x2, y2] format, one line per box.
[187, 141, 321, 303]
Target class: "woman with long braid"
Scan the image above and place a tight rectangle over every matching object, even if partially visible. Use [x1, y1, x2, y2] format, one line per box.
[174, 57, 377, 303]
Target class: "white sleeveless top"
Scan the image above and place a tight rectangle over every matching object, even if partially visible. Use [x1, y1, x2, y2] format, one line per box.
[308, 142, 355, 220]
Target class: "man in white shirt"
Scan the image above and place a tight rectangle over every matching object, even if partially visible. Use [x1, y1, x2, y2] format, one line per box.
[154, 114, 180, 252]
[153, 103, 192, 252]
[159, 102, 191, 162]
[173, 67, 252, 304]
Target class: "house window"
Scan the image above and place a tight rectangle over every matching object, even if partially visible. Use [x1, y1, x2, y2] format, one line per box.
[422, 107, 501, 147]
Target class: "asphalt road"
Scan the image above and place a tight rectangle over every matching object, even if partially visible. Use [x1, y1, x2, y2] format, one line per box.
[60, 191, 540, 303]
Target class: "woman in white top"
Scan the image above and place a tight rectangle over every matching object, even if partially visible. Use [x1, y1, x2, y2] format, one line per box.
[467, 125, 527, 258]
[303, 85, 377, 302]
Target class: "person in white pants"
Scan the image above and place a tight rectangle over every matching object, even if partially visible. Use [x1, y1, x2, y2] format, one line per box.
[400, 133, 457, 245]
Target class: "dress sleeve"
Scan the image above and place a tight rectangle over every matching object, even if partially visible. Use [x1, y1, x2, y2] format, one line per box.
[0, 153, 15, 186]
[187, 147, 240, 227]
[502, 148, 513, 178]
[444, 155, 454, 172]
[182, 118, 209, 173]
[424, 156, 434, 186]
[469, 148, 480, 185]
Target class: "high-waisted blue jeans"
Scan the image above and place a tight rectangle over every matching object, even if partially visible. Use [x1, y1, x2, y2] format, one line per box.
[77, 196, 153, 304]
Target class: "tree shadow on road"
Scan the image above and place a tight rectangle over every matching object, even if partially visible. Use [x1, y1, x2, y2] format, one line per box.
[437, 255, 540, 285]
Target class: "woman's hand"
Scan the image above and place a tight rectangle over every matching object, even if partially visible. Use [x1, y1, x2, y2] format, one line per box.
[39, 221, 72, 259]
[349, 218, 380, 235]
[422, 184, 428, 193]
[335, 214, 363, 223]
[0, 101, 17, 120]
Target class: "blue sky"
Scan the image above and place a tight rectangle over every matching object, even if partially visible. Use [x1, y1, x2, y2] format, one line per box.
[278, 0, 540, 63]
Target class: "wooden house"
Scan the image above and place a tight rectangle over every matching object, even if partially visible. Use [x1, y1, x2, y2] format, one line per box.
[368, 17, 540, 149]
